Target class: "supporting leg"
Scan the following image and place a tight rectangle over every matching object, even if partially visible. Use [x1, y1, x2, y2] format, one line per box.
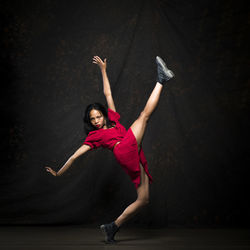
[114, 163, 149, 227]
[100, 164, 149, 244]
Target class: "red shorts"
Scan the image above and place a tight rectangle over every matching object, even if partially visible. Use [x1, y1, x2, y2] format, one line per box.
[113, 128, 153, 189]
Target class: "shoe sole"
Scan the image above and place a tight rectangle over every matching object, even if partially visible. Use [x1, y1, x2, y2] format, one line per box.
[156, 56, 175, 79]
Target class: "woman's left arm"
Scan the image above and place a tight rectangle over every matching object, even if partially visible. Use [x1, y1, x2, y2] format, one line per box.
[92, 56, 116, 112]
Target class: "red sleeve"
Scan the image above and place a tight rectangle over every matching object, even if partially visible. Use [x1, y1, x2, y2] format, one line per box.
[108, 108, 121, 122]
[83, 131, 102, 149]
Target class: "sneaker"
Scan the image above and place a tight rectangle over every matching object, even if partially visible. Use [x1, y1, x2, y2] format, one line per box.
[100, 221, 120, 244]
[156, 56, 174, 84]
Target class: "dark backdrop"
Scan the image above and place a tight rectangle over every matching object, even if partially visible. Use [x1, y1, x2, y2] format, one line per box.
[0, 0, 249, 227]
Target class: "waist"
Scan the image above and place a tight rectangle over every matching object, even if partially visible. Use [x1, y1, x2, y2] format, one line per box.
[112, 141, 121, 151]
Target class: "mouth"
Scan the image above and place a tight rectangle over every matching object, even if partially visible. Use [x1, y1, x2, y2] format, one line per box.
[95, 124, 100, 128]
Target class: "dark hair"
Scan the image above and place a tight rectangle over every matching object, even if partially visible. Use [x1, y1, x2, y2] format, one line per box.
[83, 102, 114, 135]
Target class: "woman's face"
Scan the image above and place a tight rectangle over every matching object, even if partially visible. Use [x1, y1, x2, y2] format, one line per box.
[89, 109, 106, 129]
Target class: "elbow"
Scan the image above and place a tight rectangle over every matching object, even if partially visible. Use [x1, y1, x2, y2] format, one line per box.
[71, 154, 77, 161]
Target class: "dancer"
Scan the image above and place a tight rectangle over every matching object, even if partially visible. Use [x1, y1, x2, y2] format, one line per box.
[45, 55, 174, 244]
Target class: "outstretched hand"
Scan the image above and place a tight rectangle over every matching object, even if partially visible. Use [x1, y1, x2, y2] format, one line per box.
[45, 166, 57, 176]
[93, 56, 107, 71]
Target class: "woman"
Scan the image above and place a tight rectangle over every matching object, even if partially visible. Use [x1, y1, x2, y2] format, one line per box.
[45, 55, 174, 244]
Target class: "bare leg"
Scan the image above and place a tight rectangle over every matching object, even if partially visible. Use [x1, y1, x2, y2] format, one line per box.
[130, 82, 163, 147]
[114, 163, 149, 227]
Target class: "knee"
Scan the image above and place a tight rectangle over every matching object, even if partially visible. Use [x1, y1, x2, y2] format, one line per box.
[138, 197, 150, 207]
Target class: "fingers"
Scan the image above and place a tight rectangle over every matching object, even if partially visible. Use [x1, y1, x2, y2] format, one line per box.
[92, 56, 101, 64]
[45, 167, 53, 172]
[45, 166, 57, 177]
[92, 55, 107, 64]
[93, 55, 101, 61]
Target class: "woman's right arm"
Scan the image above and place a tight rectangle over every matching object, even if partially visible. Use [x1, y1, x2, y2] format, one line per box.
[45, 144, 91, 176]
[92, 56, 116, 112]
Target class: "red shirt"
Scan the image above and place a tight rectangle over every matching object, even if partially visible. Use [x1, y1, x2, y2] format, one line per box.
[83, 108, 127, 150]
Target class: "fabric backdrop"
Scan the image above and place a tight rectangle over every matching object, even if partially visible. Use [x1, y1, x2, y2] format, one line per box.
[0, 0, 249, 227]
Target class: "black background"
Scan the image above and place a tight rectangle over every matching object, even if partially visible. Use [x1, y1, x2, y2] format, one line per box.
[0, 0, 249, 227]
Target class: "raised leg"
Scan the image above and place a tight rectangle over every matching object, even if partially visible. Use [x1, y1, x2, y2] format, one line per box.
[130, 82, 163, 148]
[130, 55, 174, 148]
[114, 163, 149, 227]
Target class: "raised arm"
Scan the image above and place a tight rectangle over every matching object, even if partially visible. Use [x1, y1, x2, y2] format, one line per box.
[93, 56, 116, 112]
[45, 144, 91, 176]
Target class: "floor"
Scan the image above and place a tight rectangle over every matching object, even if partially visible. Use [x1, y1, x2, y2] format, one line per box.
[0, 226, 249, 250]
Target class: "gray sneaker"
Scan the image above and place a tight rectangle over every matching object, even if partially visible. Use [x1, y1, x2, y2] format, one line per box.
[156, 56, 174, 84]
[100, 221, 120, 244]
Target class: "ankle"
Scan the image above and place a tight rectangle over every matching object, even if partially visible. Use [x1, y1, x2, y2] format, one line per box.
[156, 81, 164, 86]
[114, 220, 121, 227]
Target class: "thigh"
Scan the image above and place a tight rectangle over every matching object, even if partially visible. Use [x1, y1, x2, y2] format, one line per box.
[136, 163, 149, 201]
[130, 114, 148, 148]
